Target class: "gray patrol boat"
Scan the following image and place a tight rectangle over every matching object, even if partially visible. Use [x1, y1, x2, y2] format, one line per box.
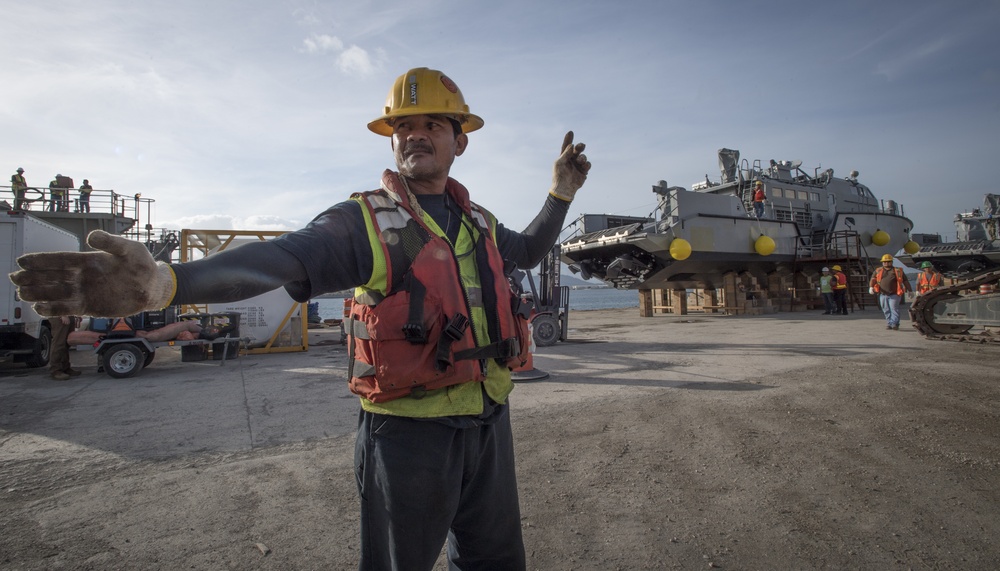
[560, 148, 915, 290]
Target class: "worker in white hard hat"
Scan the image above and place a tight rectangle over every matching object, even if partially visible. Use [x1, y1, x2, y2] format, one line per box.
[11, 67, 591, 570]
[819, 267, 835, 314]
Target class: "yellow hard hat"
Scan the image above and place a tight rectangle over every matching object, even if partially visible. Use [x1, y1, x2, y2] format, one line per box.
[754, 180, 762, 187]
[880, 254, 893, 262]
[831, 265, 842, 271]
[368, 68, 484, 137]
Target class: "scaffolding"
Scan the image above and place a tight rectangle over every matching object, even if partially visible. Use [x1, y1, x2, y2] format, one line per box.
[178, 229, 308, 354]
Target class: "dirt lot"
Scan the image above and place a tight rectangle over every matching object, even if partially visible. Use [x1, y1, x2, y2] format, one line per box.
[1, 308, 998, 570]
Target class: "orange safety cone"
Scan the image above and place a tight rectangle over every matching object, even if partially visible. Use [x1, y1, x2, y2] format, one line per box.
[511, 320, 549, 382]
[511, 350, 548, 382]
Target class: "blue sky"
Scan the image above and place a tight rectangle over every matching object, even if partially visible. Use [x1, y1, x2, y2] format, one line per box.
[3, 0, 998, 240]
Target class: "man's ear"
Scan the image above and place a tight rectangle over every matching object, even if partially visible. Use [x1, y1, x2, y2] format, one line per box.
[455, 133, 468, 157]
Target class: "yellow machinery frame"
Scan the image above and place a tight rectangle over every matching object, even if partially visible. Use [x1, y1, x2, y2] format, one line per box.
[178, 229, 308, 354]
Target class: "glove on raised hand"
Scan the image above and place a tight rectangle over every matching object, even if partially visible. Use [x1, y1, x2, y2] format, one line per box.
[549, 131, 591, 202]
[9, 230, 176, 317]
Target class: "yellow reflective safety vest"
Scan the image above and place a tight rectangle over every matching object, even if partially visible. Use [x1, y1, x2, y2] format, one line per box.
[345, 170, 530, 417]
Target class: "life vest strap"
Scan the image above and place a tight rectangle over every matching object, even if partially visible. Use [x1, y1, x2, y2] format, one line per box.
[403, 274, 428, 344]
[434, 314, 470, 371]
[454, 337, 521, 363]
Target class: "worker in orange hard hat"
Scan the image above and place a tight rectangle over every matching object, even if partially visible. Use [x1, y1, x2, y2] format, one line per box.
[11, 66, 591, 569]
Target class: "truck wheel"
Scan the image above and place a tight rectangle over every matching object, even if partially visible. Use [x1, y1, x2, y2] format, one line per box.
[102, 344, 144, 379]
[24, 324, 52, 368]
[532, 314, 561, 347]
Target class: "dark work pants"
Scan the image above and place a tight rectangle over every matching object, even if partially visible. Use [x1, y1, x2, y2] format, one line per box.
[355, 406, 525, 571]
[833, 289, 848, 314]
[821, 292, 835, 313]
[49, 318, 73, 374]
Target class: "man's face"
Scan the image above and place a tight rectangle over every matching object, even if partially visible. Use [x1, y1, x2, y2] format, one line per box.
[391, 114, 467, 182]
[883, 261, 893, 268]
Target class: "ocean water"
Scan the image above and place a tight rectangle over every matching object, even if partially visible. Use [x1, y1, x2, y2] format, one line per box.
[312, 287, 637, 320]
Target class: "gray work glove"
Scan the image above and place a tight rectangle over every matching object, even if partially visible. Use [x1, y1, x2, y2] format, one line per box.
[9, 230, 175, 317]
[549, 131, 591, 202]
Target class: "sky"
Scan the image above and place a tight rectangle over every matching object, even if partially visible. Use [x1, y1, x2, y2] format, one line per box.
[3, 0, 999, 241]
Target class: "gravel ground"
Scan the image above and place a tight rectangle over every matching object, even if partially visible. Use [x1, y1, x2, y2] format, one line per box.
[1, 308, 998, 570]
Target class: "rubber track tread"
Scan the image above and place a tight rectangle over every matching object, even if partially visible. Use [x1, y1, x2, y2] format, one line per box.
[909, 269, 1000, 343]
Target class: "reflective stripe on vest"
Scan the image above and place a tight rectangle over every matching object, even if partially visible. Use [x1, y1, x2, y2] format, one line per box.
[917, 271, 941, 293]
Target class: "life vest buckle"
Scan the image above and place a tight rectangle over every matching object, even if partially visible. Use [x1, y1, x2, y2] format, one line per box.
[443, 314, 469, 341]
[497, 337, 519, 359]
[402, 323, 427, 344]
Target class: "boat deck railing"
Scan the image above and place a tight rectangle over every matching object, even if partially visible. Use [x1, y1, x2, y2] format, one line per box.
[1, 184, 149, 221]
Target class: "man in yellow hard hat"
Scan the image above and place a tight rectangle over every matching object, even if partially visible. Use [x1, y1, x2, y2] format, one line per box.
[869, 254, 912, 330]
[830, 265, 849, 315]
[10, 67, 590, 569]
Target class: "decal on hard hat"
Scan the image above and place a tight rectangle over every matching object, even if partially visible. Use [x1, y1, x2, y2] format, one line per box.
[440, 75, 458, 94]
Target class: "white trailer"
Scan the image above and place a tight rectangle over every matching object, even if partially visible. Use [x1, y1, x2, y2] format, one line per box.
[0, 211, 81, 367]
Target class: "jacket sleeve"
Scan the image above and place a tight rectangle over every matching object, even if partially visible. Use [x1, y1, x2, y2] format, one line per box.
[494, 195, 570, 269]
[170, 200, 373, 304]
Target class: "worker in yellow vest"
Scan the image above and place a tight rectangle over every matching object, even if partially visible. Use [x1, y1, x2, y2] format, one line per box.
[10, 167, 28, 210]
[869, 254, 912, 330]
[11, 67, 591, 569]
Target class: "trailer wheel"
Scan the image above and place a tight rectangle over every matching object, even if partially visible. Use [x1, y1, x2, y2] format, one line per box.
[532, 313, 561, 347]
[23, 324, 52, 368]
[102, 344, 145, 379]
[143, 350, 156, 368]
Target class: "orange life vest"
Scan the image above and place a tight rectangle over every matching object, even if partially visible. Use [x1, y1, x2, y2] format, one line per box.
[345, 173, 530, 403]
[872, 266, 907, 295]
[917, 271, 942, 294]
[832, 272, 848, 290]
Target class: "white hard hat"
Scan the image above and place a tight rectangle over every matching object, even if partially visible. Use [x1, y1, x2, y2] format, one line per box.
[821, 267, 829, 271]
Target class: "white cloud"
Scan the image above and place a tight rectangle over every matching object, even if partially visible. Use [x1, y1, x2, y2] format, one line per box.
[337, 45, 377, 75]
[301, 34, 344, 54]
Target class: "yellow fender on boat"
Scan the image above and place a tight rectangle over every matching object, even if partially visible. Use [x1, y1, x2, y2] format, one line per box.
[669, 238, 692, 260]
[871, 229, 890, 246]
[903, 240, 920, 254]
[754, 235, 776, 256]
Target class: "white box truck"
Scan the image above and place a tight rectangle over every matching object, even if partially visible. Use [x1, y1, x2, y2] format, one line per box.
[0, 211, 80, 367]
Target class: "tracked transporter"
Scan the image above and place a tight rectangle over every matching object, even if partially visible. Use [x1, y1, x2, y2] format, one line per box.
[560, 149, 914, 295]
[898, 194, 1000, 342]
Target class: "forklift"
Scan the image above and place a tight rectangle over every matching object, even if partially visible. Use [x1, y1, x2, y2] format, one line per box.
[520, 245, 570, 347]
